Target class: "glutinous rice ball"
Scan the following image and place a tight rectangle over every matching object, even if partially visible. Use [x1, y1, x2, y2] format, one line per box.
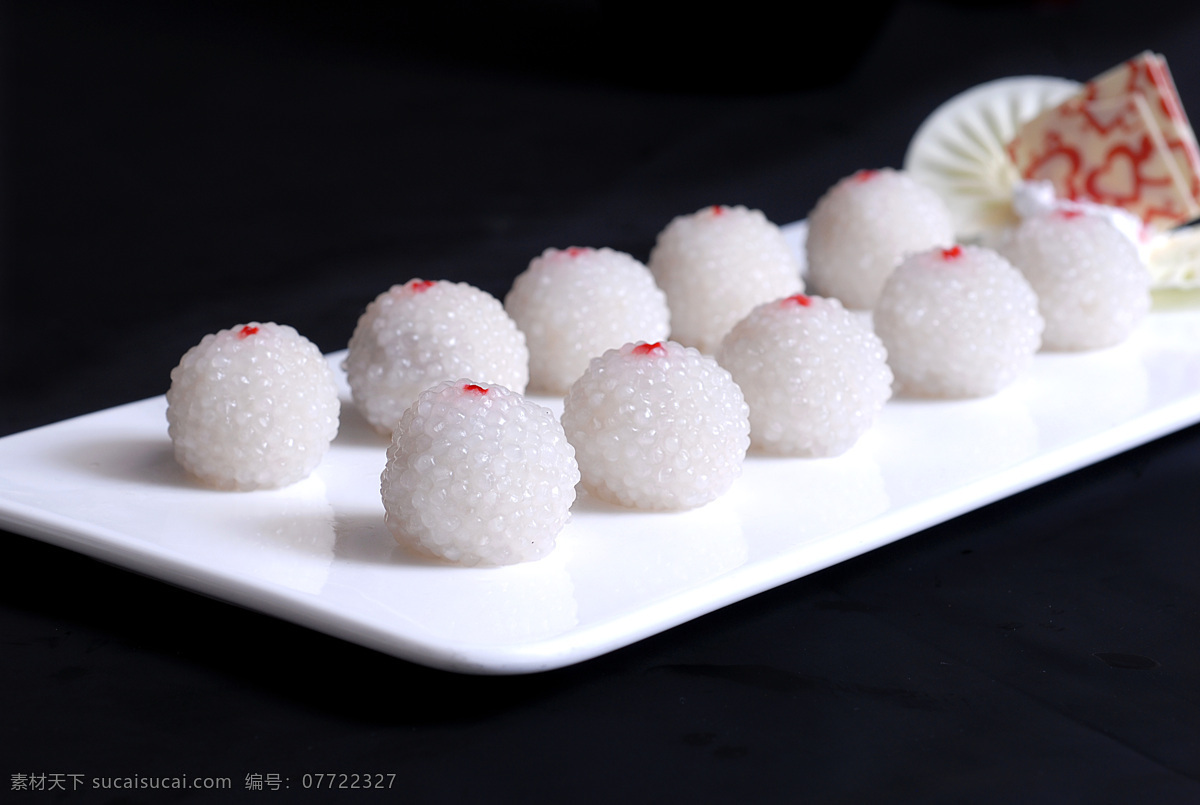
[718, 294, 892, 456]
[344, 279, 529, 435]
[166, 322, 340, 490]
[504, 246, 670, 394]
[381, 380, 579, 566]
[806, 168, 956, 310]
[647, 205, 803, 354]
[873, 245, 1043, 398]
[561, 341, 750, 510]
[997, 210, 1151, 351]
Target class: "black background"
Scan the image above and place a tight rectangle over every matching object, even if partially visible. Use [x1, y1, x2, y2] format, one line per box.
[3, 1, 1199, 802]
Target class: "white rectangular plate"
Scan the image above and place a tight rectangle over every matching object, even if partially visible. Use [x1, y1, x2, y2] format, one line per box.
[4, 234, 1200, 674]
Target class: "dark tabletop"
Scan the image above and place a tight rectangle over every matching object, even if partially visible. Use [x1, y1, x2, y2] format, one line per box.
[3, 1, 1199, 802]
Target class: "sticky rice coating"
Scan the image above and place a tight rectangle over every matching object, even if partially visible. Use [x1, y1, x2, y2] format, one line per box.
[561, 341, 750, 510]
[166, 322, 340, 490]
[504, 246, 670, 394]
[647, 205, 803, 354]
[382, 380, 579, 566]
[997, 210, 1151, 351]
[718, 294, 893, 456]
[344, 279, 529, 435]
[806, 168, 956, 310]
[874, 245, 1043, 398]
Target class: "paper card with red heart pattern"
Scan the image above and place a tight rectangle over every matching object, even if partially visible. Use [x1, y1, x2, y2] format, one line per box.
[1007, 52, 1200, 230]
[1088, 51, 1200, 201]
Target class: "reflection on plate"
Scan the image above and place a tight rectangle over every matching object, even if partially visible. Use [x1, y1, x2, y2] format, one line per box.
[3, 223, 1200, 674]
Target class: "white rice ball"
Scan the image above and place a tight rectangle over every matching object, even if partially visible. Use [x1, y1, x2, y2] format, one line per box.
[382, 380, 579, 566]
[344, 279, 529, 435]
[504, 246, 670, 394]
[874, 245, 1043, 398]
[806, 168, 956, 310]
[561, 341, 750, 510]
[647, 205, 803, 354]
[166, 322, 340, 490]
[997, 210, 1151, 351]
[718, 294, 893, 456]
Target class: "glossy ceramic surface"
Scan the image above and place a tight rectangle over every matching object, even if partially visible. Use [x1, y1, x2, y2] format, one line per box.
[3, 223, 1198, 674]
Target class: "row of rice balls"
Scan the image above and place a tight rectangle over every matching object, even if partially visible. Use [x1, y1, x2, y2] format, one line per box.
[807, 168, 1150, 394]
[164, 208, 799, 565]
[166, 173, 1150, 566]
